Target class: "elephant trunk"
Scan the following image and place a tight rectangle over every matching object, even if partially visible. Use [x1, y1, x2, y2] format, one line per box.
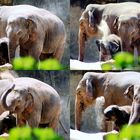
[128, 102, 140, 125]
[1, 84, 15, 110]
[75, 94, 84, 130]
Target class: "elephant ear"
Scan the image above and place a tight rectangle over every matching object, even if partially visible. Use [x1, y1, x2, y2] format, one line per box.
[24, 91, 34, 113]
[124, 85, 134, 101]
[26, 18, 37, 33]
[86, 78, 95, 98]
[88, 10, 96, 28]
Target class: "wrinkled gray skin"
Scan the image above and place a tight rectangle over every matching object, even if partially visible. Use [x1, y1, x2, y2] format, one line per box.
[124, 84, 140, 125]
[79, 2, 140, 61]
[0, 77, 61, 130]
[0, 5, 66, 63]
[96, 34, 122, 61]
[75, 72, 140, 130]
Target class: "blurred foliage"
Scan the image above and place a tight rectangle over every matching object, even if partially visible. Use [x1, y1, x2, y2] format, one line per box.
[0, 127, 63, 140]
[101, 52, 140, 70]
[106, 124, 140, 140]
[12, 57, 68, 70]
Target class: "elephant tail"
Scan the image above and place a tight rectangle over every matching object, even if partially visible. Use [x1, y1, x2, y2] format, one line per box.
[59, 120, 68, 134]
[1, 84, 15, 110]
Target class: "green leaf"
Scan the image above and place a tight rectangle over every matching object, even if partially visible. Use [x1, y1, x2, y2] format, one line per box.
[12, 57, 36, 70]
[39, 59, 63, 70]
[106, 133, 118, 140]
[101, 63, 113, 70]
[114, 52, 134, 69]
[8, 127, 64, 140]
[9, 127, 32, 140]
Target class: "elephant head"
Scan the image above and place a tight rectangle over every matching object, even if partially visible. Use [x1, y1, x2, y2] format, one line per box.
[76, 75, 96, 99]
[79, 8, 100, 35]
[113, 14, 140, 53]
[6, 15, 37, 62]
[1, 83, 34, 114]
[124, 84, 140, 125]
[75, 73, 98, 130]
[96, 34, 122, 61]
[0, 37, 10, 65]
[78, 5, 102, 61]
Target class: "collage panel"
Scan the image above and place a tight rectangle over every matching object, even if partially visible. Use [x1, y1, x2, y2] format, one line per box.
[70, 70, 140, 140]
[70, 0, 140, 70]
[0, 70, 70, 139]
[0, 0, 69, 70]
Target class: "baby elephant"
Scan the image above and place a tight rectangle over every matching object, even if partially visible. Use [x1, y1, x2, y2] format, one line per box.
[124, 84, 140, 125]
[104, 105, 131, 131]
[0, 77, 61, 131]
[96, 34, 122, 61]
[0, 111, 16, 134]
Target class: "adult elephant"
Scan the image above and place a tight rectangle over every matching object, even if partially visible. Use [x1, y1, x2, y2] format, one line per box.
[0, 77, 61, 130]
[78, 2, 140, 61]
[0, 5, 66, 63]
[75, 71, 140, 130]
[124, 84, 140, 125]
[113, 13, 140, 55]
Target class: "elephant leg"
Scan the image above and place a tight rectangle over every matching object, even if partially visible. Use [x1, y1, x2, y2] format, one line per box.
[9, 46, 16, 63]
[39, 53, 54, 60]
[136, 46, 140, 56]
[28, 41, 43, 61]
[17, 114, 26, 127]
[27, 112, 41, 127]
[128, 102, 140, 125]
[78, 29, 86, 61]
[49, 115, 60, 131]
[53, 44, 65, 61]
[101, 119, 114, 132]
[75, 94, 85, 130]
[20, 48, 28, 57]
